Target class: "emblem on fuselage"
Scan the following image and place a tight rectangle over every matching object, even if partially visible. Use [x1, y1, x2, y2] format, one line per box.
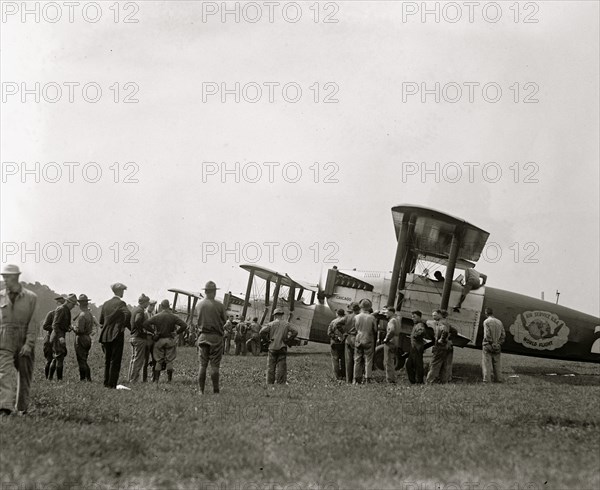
[509, 310, 569, 351]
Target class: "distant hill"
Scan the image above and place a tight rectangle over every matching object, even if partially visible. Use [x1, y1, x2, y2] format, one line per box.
[0, 281, 133, 331]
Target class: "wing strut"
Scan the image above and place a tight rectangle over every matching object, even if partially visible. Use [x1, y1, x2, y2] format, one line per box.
[387, 214, 410, 307]
[241, 268, 255, 319]
[269, 276, 283, 321]
[440, 226, 463, 310]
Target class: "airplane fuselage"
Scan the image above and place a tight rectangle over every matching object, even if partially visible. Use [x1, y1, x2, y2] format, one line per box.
[308, 270, 600, 363]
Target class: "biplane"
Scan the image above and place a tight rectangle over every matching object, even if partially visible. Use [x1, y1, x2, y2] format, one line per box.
[237, 264, 326, 346]
[318, 204, 600, 367]
[168, 288, 203, 345]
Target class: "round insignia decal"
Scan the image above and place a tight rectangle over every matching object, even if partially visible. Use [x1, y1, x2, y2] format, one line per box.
[509, 311, 569, 351]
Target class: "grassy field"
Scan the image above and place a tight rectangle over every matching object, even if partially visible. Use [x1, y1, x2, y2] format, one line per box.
[1, 338, 599, 490]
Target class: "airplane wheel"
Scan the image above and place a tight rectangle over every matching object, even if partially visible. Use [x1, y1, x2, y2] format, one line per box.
[374, 345, 406, 371]
[396, 352, 406, 370]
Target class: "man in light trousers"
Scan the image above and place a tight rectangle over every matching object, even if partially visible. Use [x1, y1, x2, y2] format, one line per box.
[482, 307, 505, 383]
[0, 265, 38, 416]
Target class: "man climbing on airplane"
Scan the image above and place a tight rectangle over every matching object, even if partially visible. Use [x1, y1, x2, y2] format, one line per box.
[453, 267, 487, 312]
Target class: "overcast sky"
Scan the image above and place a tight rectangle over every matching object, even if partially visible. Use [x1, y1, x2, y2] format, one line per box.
[1, 1, 598, 316]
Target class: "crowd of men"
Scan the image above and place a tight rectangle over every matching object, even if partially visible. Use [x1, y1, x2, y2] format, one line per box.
[327, 298, 504, 386]
[0, 263, 505, 417]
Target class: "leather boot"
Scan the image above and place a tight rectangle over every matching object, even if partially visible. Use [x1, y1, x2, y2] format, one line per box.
[44, 363, 50, 379]
[57, 366, 63, 381]
[167, 370, 173, 383]
[211, 372, 220, 394]
[198, 368, 206, 394]
[153, 370, 160, 383]
[48, 363, 56, 381]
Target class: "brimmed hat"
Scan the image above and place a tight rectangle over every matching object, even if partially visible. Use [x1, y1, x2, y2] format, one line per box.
[203, 281, 219, 290]
[111, 283, 127, 293]
[55, 296, 66, 303]
[77, 294, 91, 304]
[359, 298, 372, 309]
[1, 264, 21, 275]
[138, 294, 150, 304]
[149, 299, 157, 305]
[66, 294, 78, 305]
[348, 301, 360, 312]
[273, 307, 285, 316]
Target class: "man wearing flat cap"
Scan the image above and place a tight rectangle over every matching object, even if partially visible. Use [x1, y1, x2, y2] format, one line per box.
[42, 296, 66, 379]
[73, 294, 94, 381]
[196, 281, 227, 394]
[49, 293, 78, 381]
[128, 294, 151, 383]
[99, 283, 131, 388]
[143, 299, 188, 383]
[0, 265, 38, 416]
[259, 308, 298, 385]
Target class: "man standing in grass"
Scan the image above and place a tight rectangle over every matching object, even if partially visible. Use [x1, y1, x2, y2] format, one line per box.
[223, 315, 234, 355]
[235, 316, 248, 356]
[482, 307, 505, 383]
[49, 293, 78, 381]
[41, 296, 65, 379]
[353, 299, 378, 384]
[247, 317, 261, 356]
[406, 310, 427, 384]
[144, 299, 188, 383]
[327, 309, 346, 381]
[343, 302, 360, 383]
[73, 294, 94, 382]
[128, 294, 150, 383]
[260, 308, 298, 385]
[99, 283, 131, 389]
[382, 307, 401, 383]
[0, 265, 37, 417]
[426, 309, 456, 384]
[440, 309, 457, 383]
[196, 281, 227, 394]
[143, 299, 157, 382]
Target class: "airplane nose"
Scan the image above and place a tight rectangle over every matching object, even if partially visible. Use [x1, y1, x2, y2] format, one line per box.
[317, 268, 326, 304]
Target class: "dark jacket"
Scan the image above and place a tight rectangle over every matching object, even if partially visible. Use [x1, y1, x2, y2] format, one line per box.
[51, 303, 72, 339]
[99, 297, 131, 344]
[143, 310, 187, 339]
[130, 305, 148, 337]
[42, 310, 55, 332]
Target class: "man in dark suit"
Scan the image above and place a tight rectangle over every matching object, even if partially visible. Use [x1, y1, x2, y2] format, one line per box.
[42, 296, 66, 379]
[49, 293, 78, 381]
[99, 283, 131, 388]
